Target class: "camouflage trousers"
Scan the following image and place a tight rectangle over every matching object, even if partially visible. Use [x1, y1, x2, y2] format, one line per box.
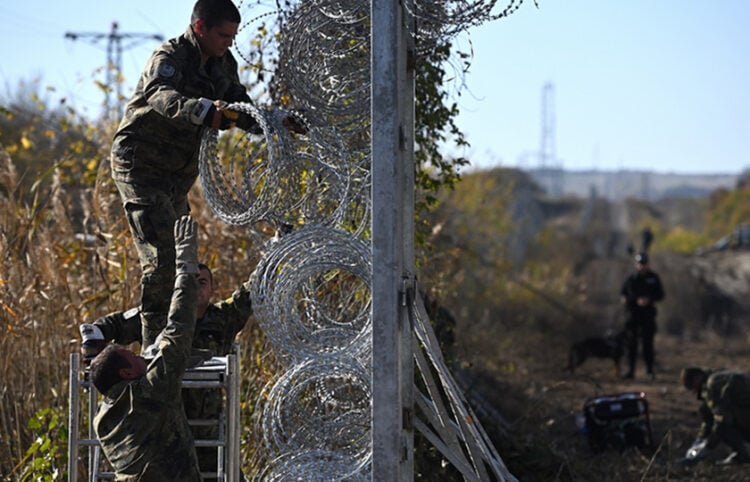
[114, 179, 190, 348]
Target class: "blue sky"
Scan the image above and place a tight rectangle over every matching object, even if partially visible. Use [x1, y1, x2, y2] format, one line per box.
[1, 1, 748, 174]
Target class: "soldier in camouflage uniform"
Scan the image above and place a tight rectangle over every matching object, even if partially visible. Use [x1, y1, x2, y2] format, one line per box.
[680, 367, 750, 464]
[81, 263, 252, 478]
[90, 215, 202, 481]
[110, 0, 301, 349]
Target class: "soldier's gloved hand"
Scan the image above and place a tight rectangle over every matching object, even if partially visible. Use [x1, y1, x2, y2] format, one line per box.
[79, 324, 107, 363]
[141, 332, 164, 359]
[174, 215, 199, 275]
[275, 108, 308, 135]
[677, 437, 708, 465]
[233, 110, 263, 134]
[191, 98, 240, 130]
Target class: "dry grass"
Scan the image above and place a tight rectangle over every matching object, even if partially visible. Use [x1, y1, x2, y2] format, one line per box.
[0, 149, 278, 477]
[451, 301, 750, 481]
[4, 145, 747, 481]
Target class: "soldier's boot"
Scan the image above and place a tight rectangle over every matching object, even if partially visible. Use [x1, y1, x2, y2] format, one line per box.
[716, 425, 750, 464]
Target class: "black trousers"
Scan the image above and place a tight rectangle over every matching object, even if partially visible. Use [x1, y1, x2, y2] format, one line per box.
[624, 317, 656, 374]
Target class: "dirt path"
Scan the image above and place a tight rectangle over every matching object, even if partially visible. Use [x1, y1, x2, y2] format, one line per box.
[552, 335, 749, 480]
[468, 332, 750, 481]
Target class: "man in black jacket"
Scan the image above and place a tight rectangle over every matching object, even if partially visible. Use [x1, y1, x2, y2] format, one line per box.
[620, 252, 664, 380]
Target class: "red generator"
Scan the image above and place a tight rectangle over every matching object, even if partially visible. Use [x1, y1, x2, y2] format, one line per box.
[583, 391, 654, 453]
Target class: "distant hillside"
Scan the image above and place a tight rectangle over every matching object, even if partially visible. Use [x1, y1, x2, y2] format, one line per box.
[525, 168, 738, 200]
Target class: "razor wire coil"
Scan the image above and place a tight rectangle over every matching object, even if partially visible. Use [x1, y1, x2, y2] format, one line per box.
[199, 102, 354, 230]
[257, 450, 371, 481]
[198, 1, 530, 479]
[259, 356, 372, 465]
[250, 225, 372, 362]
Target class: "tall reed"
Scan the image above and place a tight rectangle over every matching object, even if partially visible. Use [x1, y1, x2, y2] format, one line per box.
[0, 148, 277, 477]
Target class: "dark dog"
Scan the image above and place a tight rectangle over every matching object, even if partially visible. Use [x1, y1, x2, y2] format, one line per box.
[566, 331, 628, 376]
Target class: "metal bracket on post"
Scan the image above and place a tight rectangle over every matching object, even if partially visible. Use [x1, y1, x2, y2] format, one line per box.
[402, 406, 414, 431]
[400, 276, 411, 308]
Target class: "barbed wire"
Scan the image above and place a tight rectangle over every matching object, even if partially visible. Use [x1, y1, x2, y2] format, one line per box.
[250, 225, 372, 362]
[276, 0, 370, 124]
[258, 356, 372, 466]
[257, 450, 370, 481]
[249, 225, 373, 480]
[199, 103, 354, 230]
[197, 0, 533, 479]
[406, 0, 537, 44]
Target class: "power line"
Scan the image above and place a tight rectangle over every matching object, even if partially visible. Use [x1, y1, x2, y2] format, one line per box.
[64, 21, 163, 120]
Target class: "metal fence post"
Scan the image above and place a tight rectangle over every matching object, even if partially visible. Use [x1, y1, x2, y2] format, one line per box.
[371, 0, 415, 479]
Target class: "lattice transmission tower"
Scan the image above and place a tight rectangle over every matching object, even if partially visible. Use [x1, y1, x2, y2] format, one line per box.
[539, 82, 564, 196]
[64, 22, 163, 120]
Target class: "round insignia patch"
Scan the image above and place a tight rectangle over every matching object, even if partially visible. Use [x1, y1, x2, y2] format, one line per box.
[157, 62, 176, 78]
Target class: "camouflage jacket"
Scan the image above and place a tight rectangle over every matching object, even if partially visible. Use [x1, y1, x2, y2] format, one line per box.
[92, 279, 253, 467]
[696, 369, 750, 444]
[94, 274, 201, 481]
[92, 279, 253, 357]
[111, 25, 252, 192]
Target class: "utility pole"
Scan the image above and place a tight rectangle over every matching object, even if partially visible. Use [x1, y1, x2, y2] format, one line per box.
[64, 22, 163, 120]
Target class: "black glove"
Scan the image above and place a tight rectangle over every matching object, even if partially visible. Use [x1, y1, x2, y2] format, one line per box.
[234, 110, 262, 134]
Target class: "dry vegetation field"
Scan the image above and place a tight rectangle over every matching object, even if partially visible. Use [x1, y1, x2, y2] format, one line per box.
[455, 319, 750, 481]
[2, 146, 748, 481]
[0, 150, 278, 478]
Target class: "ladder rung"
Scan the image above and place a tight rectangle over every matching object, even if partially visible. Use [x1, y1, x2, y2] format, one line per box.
[77, 439, 100, 446]
[188, 419, 221, 427]
[194, 439, 227, 448]
[181, 380, 225, 388]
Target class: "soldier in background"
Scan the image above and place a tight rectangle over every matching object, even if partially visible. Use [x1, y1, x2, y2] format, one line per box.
[110, 0, 302, 349]
[81, 261, 253, 478]
[679, 367, 750, 465]
[620, 252, 664, 380]
[89, 215, 202, 481]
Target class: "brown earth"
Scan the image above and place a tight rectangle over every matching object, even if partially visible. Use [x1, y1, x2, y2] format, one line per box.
[455, 297, 750, 481]
[425, 169, 750, 480]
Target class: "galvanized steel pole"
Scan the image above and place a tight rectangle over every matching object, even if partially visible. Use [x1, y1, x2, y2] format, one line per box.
[371, 0, 415, 480]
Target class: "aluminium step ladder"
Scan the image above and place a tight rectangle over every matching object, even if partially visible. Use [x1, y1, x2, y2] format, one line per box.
[67, 352, 240, 481]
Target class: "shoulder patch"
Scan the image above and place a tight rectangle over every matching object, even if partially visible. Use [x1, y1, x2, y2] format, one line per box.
[123, 307, 140, 320]
[157, 61, 177, 78]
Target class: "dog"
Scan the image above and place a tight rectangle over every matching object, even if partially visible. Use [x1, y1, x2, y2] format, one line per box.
[565, 330, 628, 376]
